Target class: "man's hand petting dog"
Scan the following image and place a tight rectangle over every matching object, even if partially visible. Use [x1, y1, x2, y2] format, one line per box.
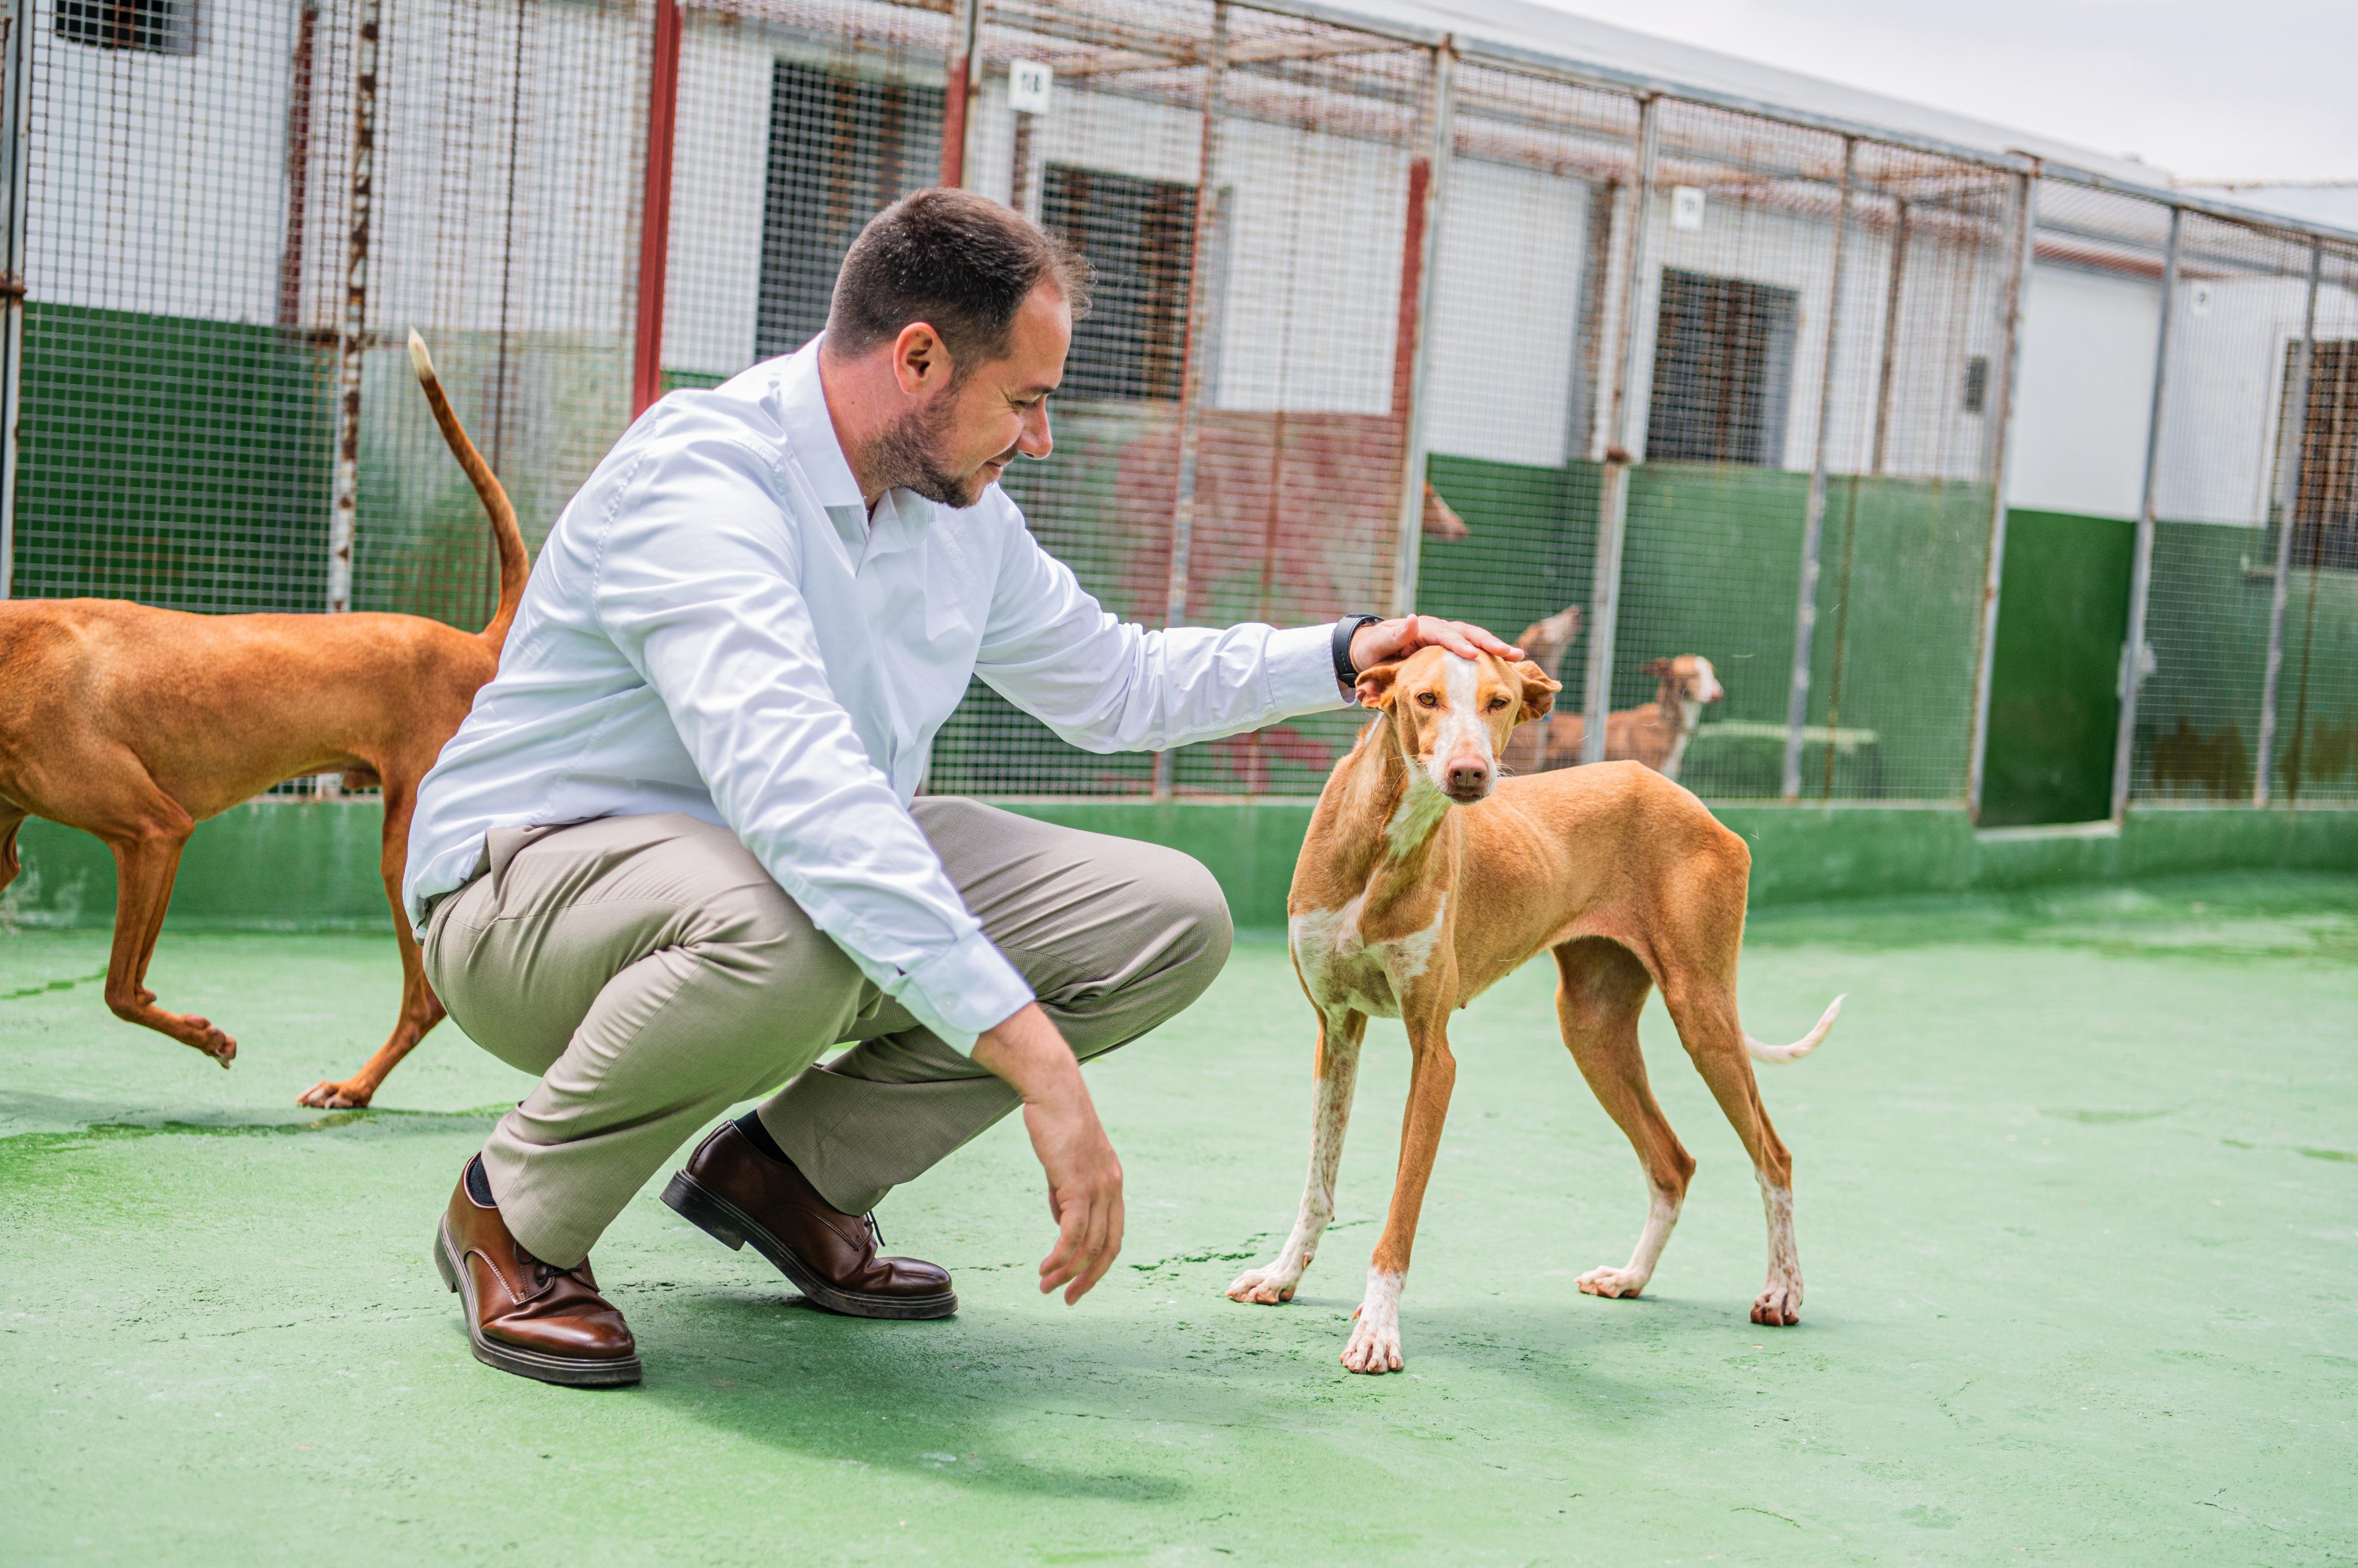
[973, 1002, 1125, 1306]
[1348, 614, 1525, 679]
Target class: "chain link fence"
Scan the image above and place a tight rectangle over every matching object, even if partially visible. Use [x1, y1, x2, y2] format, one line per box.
[5, 0, 2353, 815]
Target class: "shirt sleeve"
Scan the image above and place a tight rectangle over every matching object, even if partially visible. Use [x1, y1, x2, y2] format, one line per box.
[590, 434, 1032, 1053]
[973, 507, 1351, 753]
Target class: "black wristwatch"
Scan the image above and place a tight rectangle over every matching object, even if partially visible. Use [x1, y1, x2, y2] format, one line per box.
[1333, 613, 1385, 692]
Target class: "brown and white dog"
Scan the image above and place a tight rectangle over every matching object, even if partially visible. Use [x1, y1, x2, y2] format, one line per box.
[0, 334, 521, 1109]
[1536, 653, 1724, 780]
[1227, 645, 1839, 1373]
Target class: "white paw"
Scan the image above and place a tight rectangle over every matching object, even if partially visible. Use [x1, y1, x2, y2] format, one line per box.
[1751, 1279, 1803, 1327]
[1577, 1265, 1648, 1299]
[1225, 1261, 1301, 1305]
[1341, 1307, 1403, 1374]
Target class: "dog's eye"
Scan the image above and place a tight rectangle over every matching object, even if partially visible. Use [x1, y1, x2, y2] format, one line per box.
[1487, 696, 1509, 711]
[1415, 691, 1439, 708]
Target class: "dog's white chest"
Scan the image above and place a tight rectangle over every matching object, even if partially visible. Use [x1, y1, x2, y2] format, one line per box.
[1289, 896, 1446, 1020]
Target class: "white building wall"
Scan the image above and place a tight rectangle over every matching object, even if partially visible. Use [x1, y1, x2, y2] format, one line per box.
[1422, 156, 1587, 467]
[26, 0, 295, 321]
[661, 16, 772, 378]
[2007, 263, 2163, 518]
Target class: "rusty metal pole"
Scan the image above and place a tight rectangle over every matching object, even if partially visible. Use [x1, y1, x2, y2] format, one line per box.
[1150, 1, 1226, 801]
[0, 0, 29, 600]
[630, 0, 682, 419]
[326, 0, 380, 623]
[2109, 204, 2181, 823]
[1964, 168, 2035, 820]
[939, 0, 982, 189]
[2255, 238, 2323, 808]
[1579, 95, 1660, 766]
[1386, 39, 1452, 617]
[1780, 137, 1857, 802]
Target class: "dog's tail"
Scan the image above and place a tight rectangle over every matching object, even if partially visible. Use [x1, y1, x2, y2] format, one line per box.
[1744, 994, 1843, 1064]
[408, 330, 531, 650]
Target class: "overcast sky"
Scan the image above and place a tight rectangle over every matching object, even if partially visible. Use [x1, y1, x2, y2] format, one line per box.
[1526, 0, 2357, 184]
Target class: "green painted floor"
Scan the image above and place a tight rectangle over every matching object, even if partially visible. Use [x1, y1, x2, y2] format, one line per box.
[3, 874, 2355, 1566]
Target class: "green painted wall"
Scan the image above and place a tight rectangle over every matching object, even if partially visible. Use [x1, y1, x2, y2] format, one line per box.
[9, 303, 335, 612]
[9, 797, 2351, 937]
[1979, 509, 2135, 826]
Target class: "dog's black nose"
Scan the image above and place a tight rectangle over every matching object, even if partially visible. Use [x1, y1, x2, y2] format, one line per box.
[1445, 762, 1492, 798]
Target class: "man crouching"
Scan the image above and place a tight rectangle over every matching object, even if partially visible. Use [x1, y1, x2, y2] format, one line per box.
[403, 188, 1517, 1384]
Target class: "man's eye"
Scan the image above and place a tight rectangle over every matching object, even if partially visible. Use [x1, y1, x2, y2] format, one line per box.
[1416, 691, 1439, 708]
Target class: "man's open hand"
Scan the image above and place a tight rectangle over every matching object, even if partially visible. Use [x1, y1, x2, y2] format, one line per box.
[972, 1002, 1124, 1305]
[1350, 614, 1524, 676]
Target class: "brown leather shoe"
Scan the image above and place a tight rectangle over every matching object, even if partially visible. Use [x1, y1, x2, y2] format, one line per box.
[434, 1161, 642, 1387]
[663, 1120, 957, 1320]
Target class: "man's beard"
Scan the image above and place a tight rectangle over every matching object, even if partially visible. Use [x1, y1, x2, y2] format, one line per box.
[863, 393, 1008, 511]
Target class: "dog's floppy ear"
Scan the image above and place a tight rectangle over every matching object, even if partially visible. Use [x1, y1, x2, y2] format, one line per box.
[1355, 659, 1405, 711]
[1513, 658, 1560, 723]
[1643, 657, 1674, 679]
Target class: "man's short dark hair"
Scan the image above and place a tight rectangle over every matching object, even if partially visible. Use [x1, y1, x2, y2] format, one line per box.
[826, 188, 1091, 370]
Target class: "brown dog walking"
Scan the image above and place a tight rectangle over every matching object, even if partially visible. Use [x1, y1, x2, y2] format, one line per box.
[1228, 645, 1840, 1372]
[0, 334, 523, 1108]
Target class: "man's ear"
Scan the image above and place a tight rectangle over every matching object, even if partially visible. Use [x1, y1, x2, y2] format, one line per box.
[892, 321, 950, 396]
[1355, 660, 1404, 710]
[1513, 659, 1562, 723]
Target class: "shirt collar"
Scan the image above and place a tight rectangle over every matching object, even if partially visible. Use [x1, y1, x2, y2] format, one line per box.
[776, 335, 864, 513]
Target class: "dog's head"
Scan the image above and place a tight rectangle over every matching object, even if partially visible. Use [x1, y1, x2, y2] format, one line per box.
[1644, 654, 1724, 707]
[1356, 646, 1560, 805]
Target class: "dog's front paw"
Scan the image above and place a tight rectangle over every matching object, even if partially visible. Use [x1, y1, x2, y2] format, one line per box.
[1225, 1261, 1301, 1305]
[1577, 1265, 1647, 1299]
[1751, 1280, 1803, 1327]
[298, 1079, 372, 1110]
[1340, 1270, 1406, 1374]
[179, 1017, 236, 1067]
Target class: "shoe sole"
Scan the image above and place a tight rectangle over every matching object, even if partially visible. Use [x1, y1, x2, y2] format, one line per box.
[434, 1219, 643, 1388]
[660, 1170, 959, 1321]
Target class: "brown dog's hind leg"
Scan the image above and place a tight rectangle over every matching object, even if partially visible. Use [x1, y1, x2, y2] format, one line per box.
[0, 801, 26, 895]
[1554, 937, 1695, 1301]
[1657, 967, 1803, 1327]
[299, 775, 446, 1109]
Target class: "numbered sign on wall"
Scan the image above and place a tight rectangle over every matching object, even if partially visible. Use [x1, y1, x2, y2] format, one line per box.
[1010, 60, 1054, 115]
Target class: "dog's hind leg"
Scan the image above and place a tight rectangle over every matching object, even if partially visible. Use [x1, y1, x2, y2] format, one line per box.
[0, 800, 26, 895]
[1657, 968, 1804, 1327]
[1554, 937, 1695, 1301]
[299, 773, 447, 1109]
[1229, 1007, 1365, 1306]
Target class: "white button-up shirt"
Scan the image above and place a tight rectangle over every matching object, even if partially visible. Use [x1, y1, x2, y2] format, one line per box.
[404, 339, 1349, 1051]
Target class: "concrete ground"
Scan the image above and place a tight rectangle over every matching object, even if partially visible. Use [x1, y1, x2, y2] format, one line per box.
[3, 872, 2353, 1566]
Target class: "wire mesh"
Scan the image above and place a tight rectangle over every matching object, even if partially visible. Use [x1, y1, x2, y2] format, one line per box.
[9, 0, 2357, 819]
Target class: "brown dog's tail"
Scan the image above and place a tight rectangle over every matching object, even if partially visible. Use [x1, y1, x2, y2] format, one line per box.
[409, 330, 531, 649]
[1745, 994, 1843, 1063]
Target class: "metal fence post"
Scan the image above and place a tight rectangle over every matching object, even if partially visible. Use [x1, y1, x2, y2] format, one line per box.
[1579, 94, 1660, 766]
[630, 0, 683, 420]
[1387, 40, 1452, 617]
[326, 0, 380, 623]
[1151, 1, 1227, 800]
[939, 0, 983, 189]
[0, 0, 29, 601]
[2255, 238, 2323, 808]
[1963, 168, 2035, 819]
[2109, 204, 2181, 823]
[1780, 137, 1856, 801]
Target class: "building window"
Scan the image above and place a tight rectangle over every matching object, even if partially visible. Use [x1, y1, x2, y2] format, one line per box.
[1041, 164, 1196, 402]
[2285, 339, 2358, 572]
[754, 58, 943, 361]
[1646, 266, 1798, 466]
[1962, 354, 1990, 414]
[56, 0, 195, 53]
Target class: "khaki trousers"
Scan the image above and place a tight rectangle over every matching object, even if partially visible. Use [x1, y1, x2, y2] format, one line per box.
[421, 800, 1231, 1268]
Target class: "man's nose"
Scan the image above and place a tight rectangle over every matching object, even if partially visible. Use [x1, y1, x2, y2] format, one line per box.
[1019, 401, 1053, 460]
